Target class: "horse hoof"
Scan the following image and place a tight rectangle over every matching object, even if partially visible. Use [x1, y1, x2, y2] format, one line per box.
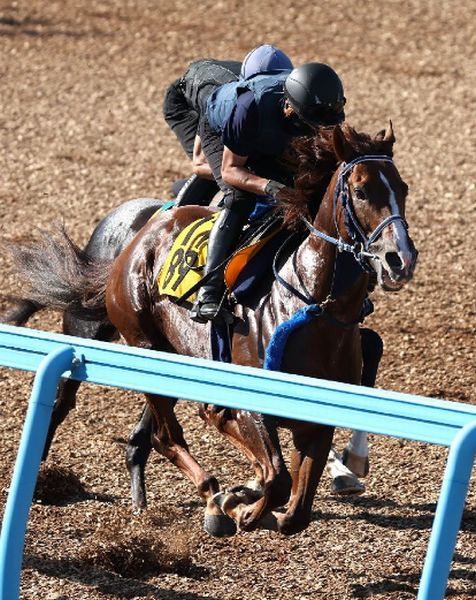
[203, 513, 237, 537]
[213, 488, 259, 513]
[131, 493, 147, 515]
[331, 475, 365, 496]
[131, 494, 147, 514]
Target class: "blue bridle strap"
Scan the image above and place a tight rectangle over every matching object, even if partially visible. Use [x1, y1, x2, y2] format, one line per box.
[367, 213, 408, 245]
[335, 155, 408, 259]
[300, 218, 375, 259]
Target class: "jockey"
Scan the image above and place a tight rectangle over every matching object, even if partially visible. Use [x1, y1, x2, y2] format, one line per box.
[240, 44, 293, 79]
[189, 61, 346, 324]
[163, 45, 294, 206]
[163, 58, 241, 206]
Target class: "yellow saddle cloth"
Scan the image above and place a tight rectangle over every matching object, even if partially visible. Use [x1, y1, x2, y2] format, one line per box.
[157, 212, 281, 303]
[157, 213, 218, 302]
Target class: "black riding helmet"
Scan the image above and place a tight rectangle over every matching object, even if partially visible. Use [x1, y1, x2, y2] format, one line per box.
[284, 62, 346, 127]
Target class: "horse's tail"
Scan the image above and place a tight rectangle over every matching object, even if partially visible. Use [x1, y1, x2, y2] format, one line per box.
[6, 225, 112, 321]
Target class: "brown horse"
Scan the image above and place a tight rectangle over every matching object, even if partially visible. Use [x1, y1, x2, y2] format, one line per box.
[1, 198, 369, 498]
[11, 123, 417, 536]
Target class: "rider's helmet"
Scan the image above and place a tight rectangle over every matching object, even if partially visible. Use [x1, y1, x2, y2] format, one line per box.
[284, 62, 346, 127]
[240, 44, 294, 79]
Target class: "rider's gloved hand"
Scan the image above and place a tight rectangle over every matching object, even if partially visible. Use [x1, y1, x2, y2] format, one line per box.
[264, 179, 288, 200]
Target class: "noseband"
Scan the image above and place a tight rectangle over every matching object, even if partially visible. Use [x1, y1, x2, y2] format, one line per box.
[302, 155, 408, 271]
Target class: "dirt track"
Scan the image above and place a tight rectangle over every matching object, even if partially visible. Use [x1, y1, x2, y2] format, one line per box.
[1, 1, 475, 599]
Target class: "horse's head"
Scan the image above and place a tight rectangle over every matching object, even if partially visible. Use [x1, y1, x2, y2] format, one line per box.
[331, 123, 418, 291]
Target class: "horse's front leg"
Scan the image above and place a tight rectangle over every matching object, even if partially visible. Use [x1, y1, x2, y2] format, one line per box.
[271, 423, 335, 536]
[145, 393, 236, 537]
[203, 409, 292, 531]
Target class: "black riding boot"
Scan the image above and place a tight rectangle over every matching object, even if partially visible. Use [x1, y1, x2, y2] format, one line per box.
[175, 173, 220, 207]
[190, 208, 246, 324]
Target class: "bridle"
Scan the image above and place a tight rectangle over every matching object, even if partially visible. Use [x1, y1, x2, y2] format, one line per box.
[301, 155, 409, 272]
[272, 154, 409, 324]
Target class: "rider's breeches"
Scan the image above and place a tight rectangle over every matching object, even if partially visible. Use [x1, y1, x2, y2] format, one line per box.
[163, 60, 240, 162]
[163, 80, 198, 160]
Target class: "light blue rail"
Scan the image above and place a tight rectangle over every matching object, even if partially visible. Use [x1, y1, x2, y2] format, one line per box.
[0, 323, 474, 600]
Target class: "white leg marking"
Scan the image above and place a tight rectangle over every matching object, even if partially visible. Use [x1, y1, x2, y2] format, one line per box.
[326, 448, 357, 479]
[346, 430, 369, 458]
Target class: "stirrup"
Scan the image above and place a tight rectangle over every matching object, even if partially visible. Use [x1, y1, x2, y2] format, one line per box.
[190, 300, 234, 325]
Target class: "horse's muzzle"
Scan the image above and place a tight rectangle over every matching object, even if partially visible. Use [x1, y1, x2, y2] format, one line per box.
[370, 239, 418, 291]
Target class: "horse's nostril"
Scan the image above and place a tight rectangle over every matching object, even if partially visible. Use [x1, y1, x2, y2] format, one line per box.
[385, 252, 403, 273]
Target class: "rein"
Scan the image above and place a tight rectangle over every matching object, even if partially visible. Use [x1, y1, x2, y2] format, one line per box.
[272, 233, 369, 328]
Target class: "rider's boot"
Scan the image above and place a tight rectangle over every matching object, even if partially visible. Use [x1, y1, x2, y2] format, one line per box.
[190, 208, 245, 324]
[175, 173, 220, 207]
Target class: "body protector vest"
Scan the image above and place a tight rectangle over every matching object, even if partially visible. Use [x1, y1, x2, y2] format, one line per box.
[181, 59, 241, 112]
[206, 71, 292, 157]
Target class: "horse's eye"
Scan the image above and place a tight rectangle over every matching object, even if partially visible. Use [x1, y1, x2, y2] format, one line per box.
[353, 187, 366, 201]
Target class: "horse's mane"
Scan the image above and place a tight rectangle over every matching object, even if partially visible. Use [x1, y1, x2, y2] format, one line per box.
[280, 123, 394, 229]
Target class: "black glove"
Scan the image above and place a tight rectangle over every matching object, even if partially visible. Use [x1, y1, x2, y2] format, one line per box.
[264, 179, 286, 199]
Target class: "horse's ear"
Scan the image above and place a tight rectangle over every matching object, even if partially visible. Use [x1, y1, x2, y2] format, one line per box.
[333, 125, 353, 162]
[375, 120, 396, 145]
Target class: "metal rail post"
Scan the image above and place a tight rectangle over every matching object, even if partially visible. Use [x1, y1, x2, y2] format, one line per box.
[0, 346, 75, 600]
[417, 420, 476, 600]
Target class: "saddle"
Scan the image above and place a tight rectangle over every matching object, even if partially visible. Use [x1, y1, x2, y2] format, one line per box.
[157, 207, 284, 306]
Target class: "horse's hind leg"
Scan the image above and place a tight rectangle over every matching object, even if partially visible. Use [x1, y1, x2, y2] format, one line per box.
[341, 431, 369, 479]
[0, 299, 43, 325]
[126, 403, 155, 512]
[42, 311, 117, 461]
[340, 328, 383, 479]
[145, 393, 236, 537]
[42, 378, 80, 460]
[326, 446, 365, 495]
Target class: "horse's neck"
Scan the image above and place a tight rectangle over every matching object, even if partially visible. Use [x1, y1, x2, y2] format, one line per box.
[284, 195, 336, 297]
[269, 189, 368, 323]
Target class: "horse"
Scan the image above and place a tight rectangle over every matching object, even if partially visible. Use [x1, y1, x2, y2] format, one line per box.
[6, 122, 417, 536]
[3, 199, 372, 499]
